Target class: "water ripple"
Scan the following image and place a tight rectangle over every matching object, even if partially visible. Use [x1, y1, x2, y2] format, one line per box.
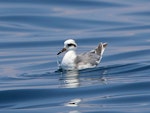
[0, 0, 150, 112]
[0, 0, 127, 8]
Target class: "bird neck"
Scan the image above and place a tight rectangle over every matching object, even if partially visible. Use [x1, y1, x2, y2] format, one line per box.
[61, 50, 77, 70]
[65, 50, 76, 58]
[62, 50, 77, 64]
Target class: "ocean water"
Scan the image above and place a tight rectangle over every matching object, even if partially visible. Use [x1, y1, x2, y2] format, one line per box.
[0, 0, 150, 113]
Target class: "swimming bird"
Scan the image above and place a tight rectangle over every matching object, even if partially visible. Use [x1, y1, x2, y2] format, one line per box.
[57, 39, 107, 70]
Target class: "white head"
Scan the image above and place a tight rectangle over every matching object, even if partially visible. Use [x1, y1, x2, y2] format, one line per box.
[57, 39, 77, 55]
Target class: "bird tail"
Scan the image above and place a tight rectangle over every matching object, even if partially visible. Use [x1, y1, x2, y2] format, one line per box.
[95, 42, 107, 56]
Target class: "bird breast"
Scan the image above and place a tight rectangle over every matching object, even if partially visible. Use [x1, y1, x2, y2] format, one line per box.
[61, 50, 77, 70]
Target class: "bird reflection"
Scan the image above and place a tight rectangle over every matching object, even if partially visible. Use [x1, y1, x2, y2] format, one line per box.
[58, 67, 108, 88]
[65, 98, 82, 107]
[64, 98, 82, 113]
[59, 70, 80, 88]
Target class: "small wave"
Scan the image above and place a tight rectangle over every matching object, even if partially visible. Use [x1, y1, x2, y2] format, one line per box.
[0, 0, 127, 8]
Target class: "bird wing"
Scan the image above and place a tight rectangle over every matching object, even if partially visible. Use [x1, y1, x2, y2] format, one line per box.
[75, 43, 107, 66]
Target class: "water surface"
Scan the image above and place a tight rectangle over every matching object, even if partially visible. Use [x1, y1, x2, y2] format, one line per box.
[0, 0, 150, 113]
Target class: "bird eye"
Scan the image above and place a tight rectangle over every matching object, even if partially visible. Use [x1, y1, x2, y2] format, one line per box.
[67, 44, 72, 46]
[67, 44, 76, 47]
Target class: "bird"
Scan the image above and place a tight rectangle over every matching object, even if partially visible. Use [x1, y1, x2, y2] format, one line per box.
[57, 39, 107, 71]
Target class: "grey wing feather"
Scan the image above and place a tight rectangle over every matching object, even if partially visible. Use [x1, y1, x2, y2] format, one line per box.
[75, 51, 101, 66]
[75, 42, 107, 66]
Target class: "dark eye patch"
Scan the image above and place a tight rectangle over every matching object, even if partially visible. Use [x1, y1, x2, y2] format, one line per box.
[67, 44, 76, 47]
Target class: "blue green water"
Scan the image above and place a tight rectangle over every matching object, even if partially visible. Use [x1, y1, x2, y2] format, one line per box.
[0, 0, 150, 113]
